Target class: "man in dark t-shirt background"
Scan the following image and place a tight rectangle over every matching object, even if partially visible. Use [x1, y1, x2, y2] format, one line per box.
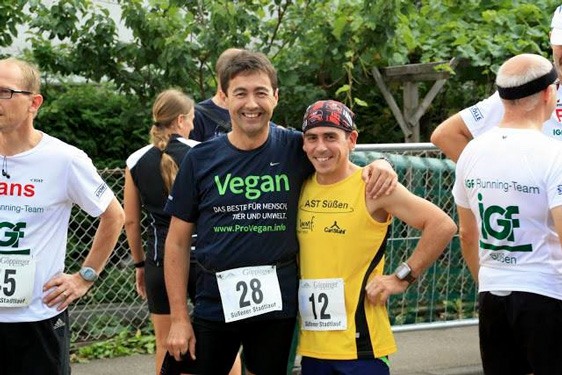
[189, 48, 242, 142]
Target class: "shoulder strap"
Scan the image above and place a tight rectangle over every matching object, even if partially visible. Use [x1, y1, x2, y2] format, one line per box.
[195, 103, 231, 132]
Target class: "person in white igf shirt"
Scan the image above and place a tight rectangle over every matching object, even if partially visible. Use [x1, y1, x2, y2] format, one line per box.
[453, 54, 562, 374]
[0, 57, 124, 375]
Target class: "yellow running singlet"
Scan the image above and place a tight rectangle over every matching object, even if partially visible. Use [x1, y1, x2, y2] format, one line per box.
[297, 169, 397, 360]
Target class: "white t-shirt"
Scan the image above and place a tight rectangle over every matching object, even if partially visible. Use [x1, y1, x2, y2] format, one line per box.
[0, 132, 114, 322]
[459, 90, 562, 139]
[453, 128, 562, 300]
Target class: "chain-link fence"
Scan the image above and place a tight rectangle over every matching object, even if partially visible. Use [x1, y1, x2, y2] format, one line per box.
[66, 168, 148, 345]
[352, 144, 475, 326]
[67, 143, 474, 344]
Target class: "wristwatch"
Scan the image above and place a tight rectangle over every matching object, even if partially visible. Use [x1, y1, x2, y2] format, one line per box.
[394, 262, 416, 284]
[79, 267, 98, 282]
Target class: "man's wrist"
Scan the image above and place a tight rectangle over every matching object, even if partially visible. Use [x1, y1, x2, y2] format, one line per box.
[171, 313, 191, 324]
[394, 262, 417, 284]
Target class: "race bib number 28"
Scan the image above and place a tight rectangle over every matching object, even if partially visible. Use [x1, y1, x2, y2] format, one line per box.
[0, 255, 36, 307]
[216, 265, 283, 323]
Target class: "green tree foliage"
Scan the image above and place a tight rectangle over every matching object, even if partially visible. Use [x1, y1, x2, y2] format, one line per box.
[4, 0, 560, 165]
[37, 84, 148, 168]
[0, 0, 29, 48]
[396, 0, 554, 72]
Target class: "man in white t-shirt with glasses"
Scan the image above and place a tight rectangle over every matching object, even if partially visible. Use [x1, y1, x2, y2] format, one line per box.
[0, 57, 124, 374]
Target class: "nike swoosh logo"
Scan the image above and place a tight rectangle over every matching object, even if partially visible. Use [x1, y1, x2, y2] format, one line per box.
[270, 162, 280, 166]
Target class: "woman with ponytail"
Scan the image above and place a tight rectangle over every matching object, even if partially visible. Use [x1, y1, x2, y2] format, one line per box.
[124, 89, 198, 374]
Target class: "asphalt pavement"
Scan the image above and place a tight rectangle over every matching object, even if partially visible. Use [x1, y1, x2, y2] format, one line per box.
[72, 322, 483, 375]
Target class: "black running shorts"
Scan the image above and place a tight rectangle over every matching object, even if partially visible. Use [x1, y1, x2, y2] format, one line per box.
[0, 310, 70, 375]
[166, 316, 297, 375]
[478, 291, 562, 375]
[145, 261, 197, 314]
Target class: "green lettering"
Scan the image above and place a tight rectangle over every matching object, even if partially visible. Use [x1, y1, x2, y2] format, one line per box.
[230, 177, 244, 194]
[0, 222, 26, 247]
[245, 175, 261, 199]
[275, 174, 289, 191]
[261, 175, 275, 193]
[483, 205, 508, 240]
[214, 174, 231, 196]
[214, 173, 290, 200]
[479, 193, 520, 242]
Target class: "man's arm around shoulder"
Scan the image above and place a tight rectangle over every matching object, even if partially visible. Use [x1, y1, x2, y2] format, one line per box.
[361, 158, 398, 199]
[365, 184, 457, 304]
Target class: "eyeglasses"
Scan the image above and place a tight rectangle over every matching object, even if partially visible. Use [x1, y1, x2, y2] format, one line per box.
[0, 88, 33, 99]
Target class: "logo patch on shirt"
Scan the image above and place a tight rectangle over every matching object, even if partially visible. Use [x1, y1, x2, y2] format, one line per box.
[0, 221, 26, 248]
[298, 216, 316, 232]
[94, 183, 108, 198]
[469, 106, 483, 122]
[323, 221, 346, 235]
[557, 185, 562, 195]
[477, 193, 532, 253]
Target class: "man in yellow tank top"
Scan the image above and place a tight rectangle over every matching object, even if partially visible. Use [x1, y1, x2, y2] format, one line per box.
[297, 100, 457, 375]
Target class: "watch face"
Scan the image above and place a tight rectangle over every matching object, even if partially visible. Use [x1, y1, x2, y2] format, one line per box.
[396, 264, 411, 280]
[80, 267, 97, 281]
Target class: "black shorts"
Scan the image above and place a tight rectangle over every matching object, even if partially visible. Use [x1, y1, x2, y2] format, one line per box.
[173, 316, 297, 375]
[0, 310, 70, 375]
[145, 261, 197, 314]
[301, 356, 390, 375]
[478, 291, 562, 375]
[145, 261, 170, 314]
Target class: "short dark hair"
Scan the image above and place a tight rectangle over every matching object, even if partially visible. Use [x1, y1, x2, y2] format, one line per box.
[220, 50, 278, 95]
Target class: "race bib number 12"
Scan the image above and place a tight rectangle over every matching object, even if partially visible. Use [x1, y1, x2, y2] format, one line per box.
[299, 278, 347, 331]
[0, 255, 36, 307]
[216, 265, 283, 323]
